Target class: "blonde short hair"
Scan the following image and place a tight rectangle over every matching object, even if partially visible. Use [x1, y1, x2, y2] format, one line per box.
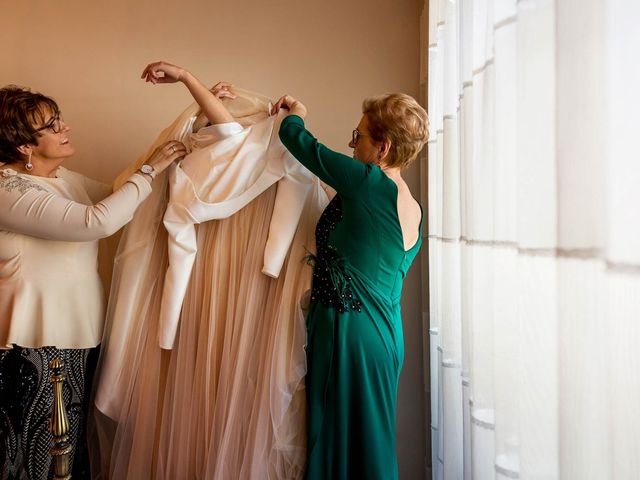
[362, 93, 429, 169]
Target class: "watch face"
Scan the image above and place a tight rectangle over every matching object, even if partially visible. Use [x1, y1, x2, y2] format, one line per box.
[141, 165, 154, 174]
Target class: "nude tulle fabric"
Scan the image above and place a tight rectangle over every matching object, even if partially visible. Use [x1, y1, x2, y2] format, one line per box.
[90, 90, 328, 479]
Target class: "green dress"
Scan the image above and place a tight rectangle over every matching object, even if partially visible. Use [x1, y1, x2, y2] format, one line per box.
[279, 115, 422, 480]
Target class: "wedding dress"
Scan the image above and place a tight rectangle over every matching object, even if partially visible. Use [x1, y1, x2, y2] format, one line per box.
[91, 89, 327, 479]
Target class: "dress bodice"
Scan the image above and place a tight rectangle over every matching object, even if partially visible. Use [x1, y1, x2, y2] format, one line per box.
[309, 173, 422, 313]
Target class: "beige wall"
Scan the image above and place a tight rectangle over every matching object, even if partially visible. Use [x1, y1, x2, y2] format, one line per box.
[2, 0, 426, 477]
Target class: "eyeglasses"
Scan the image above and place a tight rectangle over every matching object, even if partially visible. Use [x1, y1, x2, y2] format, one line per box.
[352, 129, 371, 145]
[35, 114, 65, 134]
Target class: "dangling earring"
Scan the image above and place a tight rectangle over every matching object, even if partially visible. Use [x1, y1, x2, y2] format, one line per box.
[25, 151, 33, 171]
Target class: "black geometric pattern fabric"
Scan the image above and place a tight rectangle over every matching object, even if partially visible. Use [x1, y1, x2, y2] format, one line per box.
[0, 345, 97, 480]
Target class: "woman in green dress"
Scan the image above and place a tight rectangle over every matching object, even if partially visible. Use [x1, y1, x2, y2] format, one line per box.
[273, 93, 429, 479]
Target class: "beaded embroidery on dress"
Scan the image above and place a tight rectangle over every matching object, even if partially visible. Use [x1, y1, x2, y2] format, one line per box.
[305, 196, 362, 314]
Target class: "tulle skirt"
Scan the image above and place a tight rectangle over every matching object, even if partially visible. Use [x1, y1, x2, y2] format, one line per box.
[91, 181, 327, 479]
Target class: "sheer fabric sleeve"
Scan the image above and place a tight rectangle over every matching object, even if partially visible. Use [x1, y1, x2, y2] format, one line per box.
[0, 173, 152, 241]
[278, 115, 369, 195]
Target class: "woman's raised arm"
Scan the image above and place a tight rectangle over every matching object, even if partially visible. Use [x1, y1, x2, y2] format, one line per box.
[141, 60, 236, 125]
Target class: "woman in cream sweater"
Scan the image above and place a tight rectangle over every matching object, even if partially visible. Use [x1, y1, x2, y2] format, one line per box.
[0, 85, 185, 478]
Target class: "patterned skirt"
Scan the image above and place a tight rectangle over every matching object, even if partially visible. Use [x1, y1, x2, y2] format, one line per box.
[0, 345, 98, 480]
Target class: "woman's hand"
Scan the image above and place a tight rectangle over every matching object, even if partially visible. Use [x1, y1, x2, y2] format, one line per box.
[271, 95, 308, 119]
[141, 61, 187, 84]
[141, 61, 235, 125]
[145, 140, 187, 176]
[210, 81, 237, 100]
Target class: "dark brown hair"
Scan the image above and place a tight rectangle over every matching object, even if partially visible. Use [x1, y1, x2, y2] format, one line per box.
[0, 85, 61, 164]
[362, 93, 429, 169]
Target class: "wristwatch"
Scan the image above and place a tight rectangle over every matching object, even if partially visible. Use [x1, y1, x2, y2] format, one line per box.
[139, 164, 157, 179]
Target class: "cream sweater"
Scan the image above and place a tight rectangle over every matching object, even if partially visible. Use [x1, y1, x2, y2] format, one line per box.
[0, 165, 152, 349]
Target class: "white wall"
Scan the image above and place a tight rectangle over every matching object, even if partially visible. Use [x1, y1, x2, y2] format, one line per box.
[2, 1, 426, 477]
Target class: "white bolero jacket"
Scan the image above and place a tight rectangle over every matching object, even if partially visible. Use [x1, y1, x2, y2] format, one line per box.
[112, 88, 317, 349]
[159, 108, 315, 348]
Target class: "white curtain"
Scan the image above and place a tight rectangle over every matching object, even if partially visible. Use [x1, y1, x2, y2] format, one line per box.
[425, 0, 640, 478]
